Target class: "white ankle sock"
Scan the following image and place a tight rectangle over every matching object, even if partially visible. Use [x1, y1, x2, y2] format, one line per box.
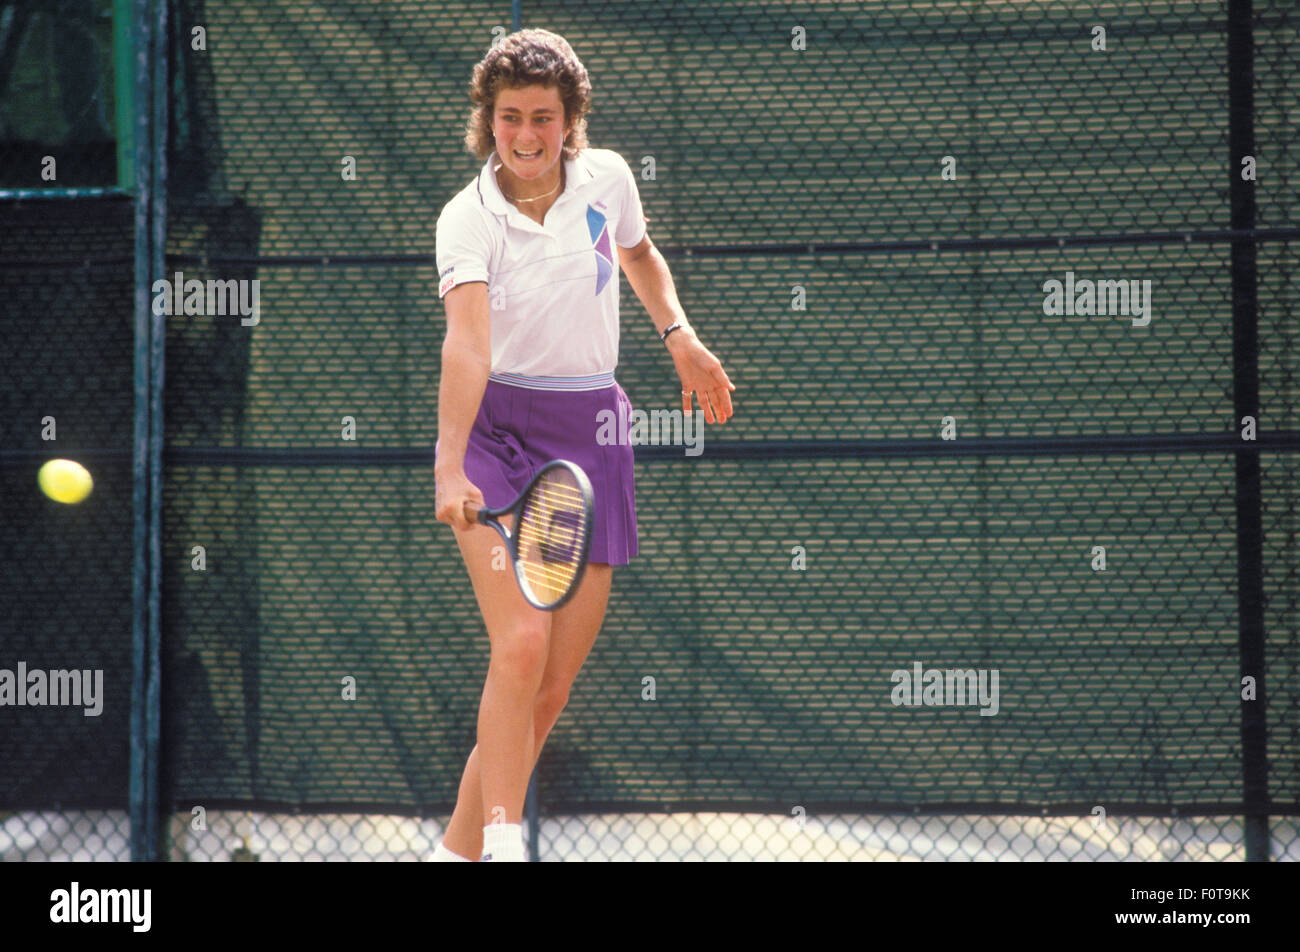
[481, 823, 525, 862]
[431, 841, 472, 862]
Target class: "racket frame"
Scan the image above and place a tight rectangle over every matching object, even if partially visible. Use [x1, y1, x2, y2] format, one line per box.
[466, 459, 595, 611]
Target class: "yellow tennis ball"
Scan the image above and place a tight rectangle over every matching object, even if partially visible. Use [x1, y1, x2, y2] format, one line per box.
[38, 458, 94, 504]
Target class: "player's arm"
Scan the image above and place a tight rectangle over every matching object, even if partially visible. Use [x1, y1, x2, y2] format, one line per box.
[617, 234, 693, 343]
[618, 235, 735, 424]
[435, 281, 491, 530]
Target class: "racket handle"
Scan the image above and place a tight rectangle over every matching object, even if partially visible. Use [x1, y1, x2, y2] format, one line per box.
[462, 501, 484, 524]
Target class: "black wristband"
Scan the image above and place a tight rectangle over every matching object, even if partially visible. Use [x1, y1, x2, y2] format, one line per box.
[660, 321, 683, 343]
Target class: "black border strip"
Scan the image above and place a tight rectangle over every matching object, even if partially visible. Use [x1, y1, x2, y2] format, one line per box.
[3, 433, 1300, 467]
[1, 227, 1297, 271]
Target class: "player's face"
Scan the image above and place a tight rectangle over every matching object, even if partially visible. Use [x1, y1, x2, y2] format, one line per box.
[492, 84, 569, 183]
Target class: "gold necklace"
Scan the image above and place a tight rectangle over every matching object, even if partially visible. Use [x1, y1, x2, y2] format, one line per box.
[497, 164, 563, 203]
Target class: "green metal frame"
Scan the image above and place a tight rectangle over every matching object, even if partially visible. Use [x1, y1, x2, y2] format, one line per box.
[113, 0, 135, 189]
[129, 0, 165, 862]
[0, 0, 133, 199]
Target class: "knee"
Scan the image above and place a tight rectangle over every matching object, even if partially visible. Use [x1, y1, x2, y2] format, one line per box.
[533, 682, 571, 732]
[489, 621, 550, 687]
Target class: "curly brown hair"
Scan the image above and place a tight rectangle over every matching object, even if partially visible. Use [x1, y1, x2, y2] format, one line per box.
[464, 29, 592, 161]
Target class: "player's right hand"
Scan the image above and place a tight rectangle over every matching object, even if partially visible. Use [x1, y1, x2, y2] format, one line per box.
[435, 468, 484, 532]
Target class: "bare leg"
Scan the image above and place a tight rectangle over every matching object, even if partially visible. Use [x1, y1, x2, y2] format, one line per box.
[441, 562, 613, 859]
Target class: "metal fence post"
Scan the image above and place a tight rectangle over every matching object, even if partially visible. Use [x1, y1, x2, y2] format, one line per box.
[1227, 0, 1268, 863]
[525, 771, 540, 862]
[129, 0, 166, 862]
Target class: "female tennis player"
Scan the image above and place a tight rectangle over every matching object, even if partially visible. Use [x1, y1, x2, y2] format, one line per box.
[431, 29, 735, 861]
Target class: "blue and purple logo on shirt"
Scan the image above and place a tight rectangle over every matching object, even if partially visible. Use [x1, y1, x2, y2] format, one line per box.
[587, 205, 613, 295]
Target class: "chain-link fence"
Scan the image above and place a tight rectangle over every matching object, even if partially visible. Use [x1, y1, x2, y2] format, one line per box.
[2, 0, 1297, 861]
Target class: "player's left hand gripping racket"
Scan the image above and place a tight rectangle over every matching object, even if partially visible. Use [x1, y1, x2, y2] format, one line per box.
[463, 459, 595, 611]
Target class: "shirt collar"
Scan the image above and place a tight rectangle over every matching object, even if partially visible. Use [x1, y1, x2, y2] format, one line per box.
[477, 148, 594, 217]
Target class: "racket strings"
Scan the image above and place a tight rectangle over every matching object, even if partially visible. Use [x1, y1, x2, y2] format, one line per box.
[515, 476, 588, 602]
[517, 489, 585, 567]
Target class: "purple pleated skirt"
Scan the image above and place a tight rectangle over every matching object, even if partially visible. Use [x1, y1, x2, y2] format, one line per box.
[436, 379, 638, 565]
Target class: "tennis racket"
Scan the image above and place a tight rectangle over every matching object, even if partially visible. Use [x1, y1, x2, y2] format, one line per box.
[464, 459, 595, 611]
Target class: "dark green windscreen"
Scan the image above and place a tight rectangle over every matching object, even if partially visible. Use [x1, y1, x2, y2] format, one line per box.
[2, 1, 1294, 825]
[153, 0, 1296, 814]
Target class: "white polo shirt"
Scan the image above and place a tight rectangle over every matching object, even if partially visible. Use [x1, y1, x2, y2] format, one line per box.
[435, 147, 648, 389]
